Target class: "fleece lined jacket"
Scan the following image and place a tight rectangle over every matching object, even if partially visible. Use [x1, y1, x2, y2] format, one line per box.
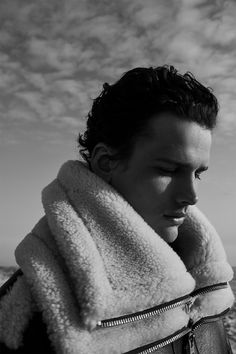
[0, 160, 234, 354]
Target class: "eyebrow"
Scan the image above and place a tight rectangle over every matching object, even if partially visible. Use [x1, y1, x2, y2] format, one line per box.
[155, 158, 209, 171]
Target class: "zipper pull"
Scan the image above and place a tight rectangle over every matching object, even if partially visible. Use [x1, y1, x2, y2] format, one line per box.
[185, 298, 194, 314]
[187, 332, 195, 354]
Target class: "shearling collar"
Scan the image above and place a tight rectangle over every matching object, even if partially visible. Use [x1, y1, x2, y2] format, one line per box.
[0, 160, 234, 354]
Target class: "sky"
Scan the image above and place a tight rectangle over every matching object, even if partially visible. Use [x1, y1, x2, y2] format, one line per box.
[0, 0, 236, 266]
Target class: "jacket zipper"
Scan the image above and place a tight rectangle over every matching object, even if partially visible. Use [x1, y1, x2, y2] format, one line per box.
[96, 282, 228, 328]
[185, 307, 231, 354]
[126, 307, 231, 354]
[190, 281, 229, 297]
[97, 294, 192, 328]
[124, 326, 191, 354]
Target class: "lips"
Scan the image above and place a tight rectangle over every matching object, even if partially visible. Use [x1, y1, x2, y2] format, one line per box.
[163, 212, 186, 226]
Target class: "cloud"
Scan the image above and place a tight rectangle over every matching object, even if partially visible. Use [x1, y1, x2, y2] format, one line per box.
[1, 0, 236, 145]
[28, 38, 79, 73]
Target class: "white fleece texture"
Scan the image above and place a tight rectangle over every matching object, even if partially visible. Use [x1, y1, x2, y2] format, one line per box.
[0, 160, 234, 353]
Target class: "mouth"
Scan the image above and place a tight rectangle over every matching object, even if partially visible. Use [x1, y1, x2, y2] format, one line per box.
[163, 213, 186, 226]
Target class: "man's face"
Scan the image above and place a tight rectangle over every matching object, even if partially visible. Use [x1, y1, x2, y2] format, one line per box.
[110, 113, 212, 243]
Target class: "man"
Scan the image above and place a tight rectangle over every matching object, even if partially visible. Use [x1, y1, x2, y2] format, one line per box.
[78, 66, 215, 245]
[0, 66, 234, 353]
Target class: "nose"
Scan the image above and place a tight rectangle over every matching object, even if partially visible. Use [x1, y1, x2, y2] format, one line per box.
[175, 178, 199, 206]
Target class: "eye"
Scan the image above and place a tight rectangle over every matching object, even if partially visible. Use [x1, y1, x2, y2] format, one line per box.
[157, 167, 176, 175]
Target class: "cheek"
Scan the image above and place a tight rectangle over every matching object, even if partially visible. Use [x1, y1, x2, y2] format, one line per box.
[131, 175, 170, 197]
[149, 176, 171, 195]
[135, 176, 172, 209]
[134, 177, 173, 221]
[113, 171, 172, 212]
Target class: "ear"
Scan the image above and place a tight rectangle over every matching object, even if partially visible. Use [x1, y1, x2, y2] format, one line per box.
[89, 143, 118, 183]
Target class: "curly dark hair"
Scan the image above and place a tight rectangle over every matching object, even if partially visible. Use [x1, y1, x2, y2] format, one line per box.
[77, 65, 219, 165]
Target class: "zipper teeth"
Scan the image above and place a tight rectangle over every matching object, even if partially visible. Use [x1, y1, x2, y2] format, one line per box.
[127, 327, 190, 354]
[97, 297, 191, 328]
[127, 308, 230, 354]
[137, 330, 189, 354]
[191, 307, 231, 332]
[191, 282, 228, 297]
[97, 282, 228, 328]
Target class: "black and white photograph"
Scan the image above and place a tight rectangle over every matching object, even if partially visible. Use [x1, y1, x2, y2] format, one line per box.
[0, 1, 235, 353]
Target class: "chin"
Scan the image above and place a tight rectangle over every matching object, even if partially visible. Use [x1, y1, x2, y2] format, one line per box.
[158, 226, 179, 243]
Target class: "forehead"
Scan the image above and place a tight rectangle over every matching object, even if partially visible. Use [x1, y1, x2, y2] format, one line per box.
[135, 113, 212, 167]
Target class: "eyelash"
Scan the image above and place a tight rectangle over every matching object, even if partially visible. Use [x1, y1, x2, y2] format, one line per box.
[158, 168, 202, 180]
[195, 172, 201, 180]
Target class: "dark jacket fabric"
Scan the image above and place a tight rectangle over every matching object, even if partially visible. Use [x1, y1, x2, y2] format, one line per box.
[0, 271, 54, 354]
[0, 312, 54, 354]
